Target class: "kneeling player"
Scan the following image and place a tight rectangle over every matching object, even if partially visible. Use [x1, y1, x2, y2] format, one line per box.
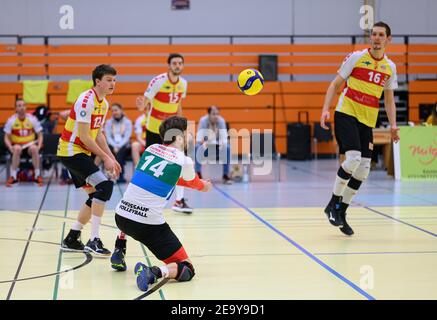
[112, 116, 212, 291]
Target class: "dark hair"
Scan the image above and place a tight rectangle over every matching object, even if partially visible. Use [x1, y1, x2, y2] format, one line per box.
[207, 105, 219, 114]
[15, 98, 25, 106]
[159, 116, 187, 144]
[167, 53, 184, 65]
[372, 21, 391, 37]
[111, 103, 123, 110]
[92, 64, 117, 86]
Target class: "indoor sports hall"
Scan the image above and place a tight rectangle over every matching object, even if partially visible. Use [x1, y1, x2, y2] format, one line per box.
[0, 0, 436, 301]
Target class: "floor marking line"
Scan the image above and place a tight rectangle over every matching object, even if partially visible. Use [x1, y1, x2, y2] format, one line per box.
[363, 206, 437, 238]
[6, 171, 54, 300]
[53, 184, 71, 300]
[214, 184, 376, 301]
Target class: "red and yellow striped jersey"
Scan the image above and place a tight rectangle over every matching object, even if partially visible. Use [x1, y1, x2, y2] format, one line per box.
[144, 73, 187, 134]
[4, 113, 42, 145]
[57, 88, 109, 157]
[336, 48, 398, 128]
[134, 114, 147, 140]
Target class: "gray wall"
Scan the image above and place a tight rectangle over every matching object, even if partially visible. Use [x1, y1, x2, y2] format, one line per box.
[0, 0, 436, 37]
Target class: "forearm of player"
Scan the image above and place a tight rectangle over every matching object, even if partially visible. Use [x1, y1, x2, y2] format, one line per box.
[96, 132, 116, 160]
[37, 132, 43, 149]
[78, 124, 110, 161]
[322, 78, 342, 112]
[322, 84, 336, 112]
[177, 174, 205, 191]
[177, 102, 183, 116]
[384, 90, 397, 128]
[4, 134, 13, 151]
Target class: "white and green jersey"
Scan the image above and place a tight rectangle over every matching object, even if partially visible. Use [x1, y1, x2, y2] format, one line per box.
[115, 144, 195, 225]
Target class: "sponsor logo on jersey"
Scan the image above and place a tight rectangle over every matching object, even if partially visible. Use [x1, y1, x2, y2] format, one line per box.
[119, 200, 150, 217]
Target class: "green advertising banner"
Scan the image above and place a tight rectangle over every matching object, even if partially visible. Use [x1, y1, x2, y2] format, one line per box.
[399, 126, 437, 179]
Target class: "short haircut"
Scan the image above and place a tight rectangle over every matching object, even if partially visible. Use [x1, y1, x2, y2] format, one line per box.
[372, 21, 391, 37]
[159, 116, 187, 144]
[15, 98, 25, 106]
[92, 64, 117, 86]
[167, 53, 184, 65]
[111, 103, 123, 110]
[207, 105, 219, 114]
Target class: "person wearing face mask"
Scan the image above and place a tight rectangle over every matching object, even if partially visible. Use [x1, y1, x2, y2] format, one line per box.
[104, 103, 133, 183]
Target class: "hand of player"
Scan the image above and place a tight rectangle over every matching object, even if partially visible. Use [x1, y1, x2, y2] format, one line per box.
[320, 111, 330, 130]
[103, 157, 118, 176]
[200, 179, 212, 192]
[114, 160, 122, 176]
[136, 96, 146, 111]
[391, 127, 400, 143]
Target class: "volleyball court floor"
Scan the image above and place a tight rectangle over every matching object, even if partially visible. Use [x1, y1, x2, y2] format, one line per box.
[0, 159, 436, 300]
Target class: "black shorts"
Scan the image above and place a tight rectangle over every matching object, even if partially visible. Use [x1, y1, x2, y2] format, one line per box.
[58, 153, 100, 189]
[334, 111, 374, 158]
[115, 214, 187, 263]
[146, 129, 162, 148]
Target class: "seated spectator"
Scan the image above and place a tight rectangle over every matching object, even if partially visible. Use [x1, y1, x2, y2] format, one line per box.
[195, 105, 232, 184]
[131, 113, 147, 167]
[4, 99, 44, 186]
[104, 103, 133, 183]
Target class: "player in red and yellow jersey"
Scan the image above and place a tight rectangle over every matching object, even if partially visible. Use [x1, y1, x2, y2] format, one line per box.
[4, 99, 43, 186]
[320, 22, 400, 236]
[134, 53, 192, 214]
[57, 64, 121, 257]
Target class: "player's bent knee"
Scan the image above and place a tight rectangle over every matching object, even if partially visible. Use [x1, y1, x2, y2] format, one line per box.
[353, 158, 371, 181]
[176, 261, 195, 282]
[93, 180, 113, 202]
[85, 192, 96, 207]
[342, 150, 361, 174]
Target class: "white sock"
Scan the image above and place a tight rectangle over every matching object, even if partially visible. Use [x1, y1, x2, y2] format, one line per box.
[159, 265, 169, 278]
[90, 215, 101, 240]
[342, 186, 357, 204]
[333, 175, 349, 197]
[34, 169, 40, 177]
[11, 169, 17, 179]
[175, 186, 184, 201]
[71, 221, 84, 231]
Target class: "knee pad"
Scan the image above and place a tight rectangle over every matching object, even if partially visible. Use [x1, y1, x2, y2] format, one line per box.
[341, 150, 362, 174]
[176, 261, 195, 282]
[93, 180, 114, 203]
[353, 157, 371, 181]
[85, 192, 96, 208]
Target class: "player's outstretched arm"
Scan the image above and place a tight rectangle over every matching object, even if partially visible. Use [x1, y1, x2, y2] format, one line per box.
[177, 175, 211, 192]
[320, 74, 345, 130]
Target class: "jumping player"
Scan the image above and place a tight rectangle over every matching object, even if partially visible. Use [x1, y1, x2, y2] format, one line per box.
[58, 64, 122, 256]
[320, 22, 400, 235]
[111, 116, 212, 291]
